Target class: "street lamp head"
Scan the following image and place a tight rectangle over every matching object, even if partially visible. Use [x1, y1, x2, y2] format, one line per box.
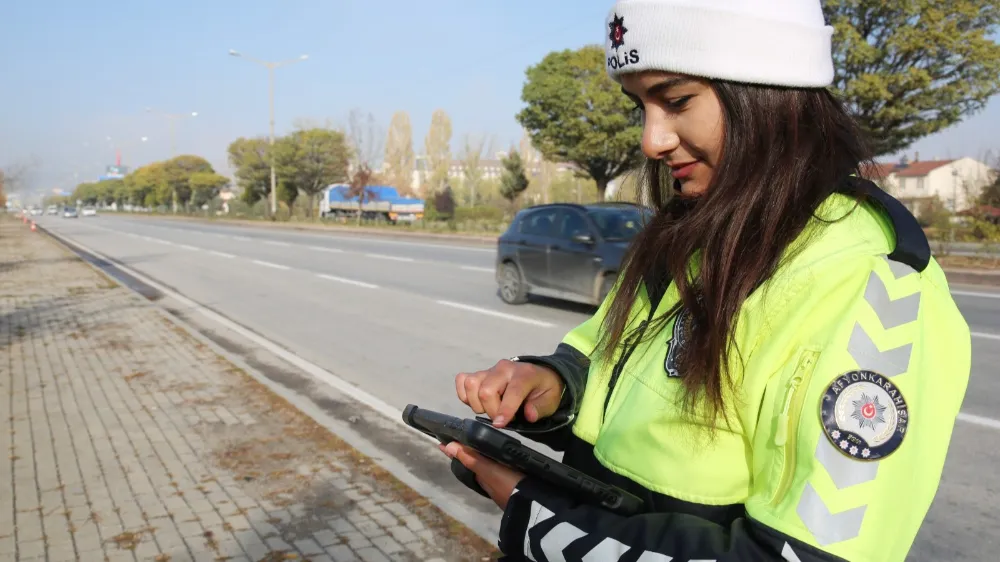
[229, 49, 240, 57]
[140, 136, 148, 142]
[300, 54, 309, 60]
[191, 112, 199, 117]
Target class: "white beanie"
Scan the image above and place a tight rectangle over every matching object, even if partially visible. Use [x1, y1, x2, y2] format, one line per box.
[604, 0, 835, 88]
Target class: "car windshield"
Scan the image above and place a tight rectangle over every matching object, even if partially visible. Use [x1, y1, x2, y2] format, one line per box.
[586, 207, 652, 241]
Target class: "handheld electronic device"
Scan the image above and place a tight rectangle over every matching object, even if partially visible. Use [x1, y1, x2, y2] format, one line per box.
[402, 404, 644, 516]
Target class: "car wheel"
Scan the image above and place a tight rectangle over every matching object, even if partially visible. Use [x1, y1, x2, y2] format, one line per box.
[599, 273, 616, 303]
[499, 262, 529, 305]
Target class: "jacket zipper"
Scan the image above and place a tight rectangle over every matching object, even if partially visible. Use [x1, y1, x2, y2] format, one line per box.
[770, 350, 818, 507]
[602, 319, 649, 418]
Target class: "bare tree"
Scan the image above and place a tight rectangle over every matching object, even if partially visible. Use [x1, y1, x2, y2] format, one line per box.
[383, 111, 416, 196]
[424, 109, 453, 197]
[459, 133, 494, 207]
[347, 109, 384, 172]
[345, 109, 385, 225]
[1, 157, 39, 196]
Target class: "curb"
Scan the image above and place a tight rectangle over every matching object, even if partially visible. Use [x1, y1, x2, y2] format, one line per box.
[114, 212, 500, 246]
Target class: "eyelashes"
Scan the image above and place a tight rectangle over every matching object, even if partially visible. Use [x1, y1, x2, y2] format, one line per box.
[628, 95, 694, 118]
[665, 95, 693, 110]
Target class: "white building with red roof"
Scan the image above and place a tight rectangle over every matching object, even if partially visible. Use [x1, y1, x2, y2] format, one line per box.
[864, 154, 997, 215]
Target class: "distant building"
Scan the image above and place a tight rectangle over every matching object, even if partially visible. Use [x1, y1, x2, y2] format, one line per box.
[865, 154, 997, 215]
[404, 153, 577, 195]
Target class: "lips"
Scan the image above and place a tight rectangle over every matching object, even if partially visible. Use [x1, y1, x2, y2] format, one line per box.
[669, 161, 699, 179]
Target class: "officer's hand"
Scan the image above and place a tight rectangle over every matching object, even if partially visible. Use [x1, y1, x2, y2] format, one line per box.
[455, 359, 564, 429]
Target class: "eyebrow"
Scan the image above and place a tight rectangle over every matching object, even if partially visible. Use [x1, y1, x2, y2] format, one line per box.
[621, 76, 697, 99]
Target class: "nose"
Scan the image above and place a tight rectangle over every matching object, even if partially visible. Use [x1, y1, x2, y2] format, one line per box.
[641, 114, 680, 160]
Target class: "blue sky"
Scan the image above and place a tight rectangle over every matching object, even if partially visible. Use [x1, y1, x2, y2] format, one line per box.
[2, 0, 998, 194]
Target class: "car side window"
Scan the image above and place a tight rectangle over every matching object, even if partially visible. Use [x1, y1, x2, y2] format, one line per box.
[557, 210, 592, 240]
[522, 209, 559, 238]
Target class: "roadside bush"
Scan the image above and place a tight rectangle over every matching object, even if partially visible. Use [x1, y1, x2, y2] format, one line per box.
[455, 206, 505, 222]
[917, 197, 952, 231]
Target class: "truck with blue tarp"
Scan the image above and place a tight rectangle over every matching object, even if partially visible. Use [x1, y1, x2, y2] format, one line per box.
[320, 184, 425, 223]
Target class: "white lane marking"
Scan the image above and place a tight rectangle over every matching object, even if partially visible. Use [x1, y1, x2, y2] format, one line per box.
[208, 250, 236, 259]
[132, 218, 495, 253]
[316, 274, 379, 289]
[436, 301, 555, 328]
[231, 235, 252, 242]
[461, 266, 494, 273]
[309, 246, 344, 253]
[972, 332, 1000, 341]
[958, 412, 1000, 430]
[251, 260, 290, 271]
[366, 253, 415, 263]
[265, 240, 291, 247]
[953, 290, 1000, 300]
[43, 231, 433, 440]
[178, 244, 199, 251]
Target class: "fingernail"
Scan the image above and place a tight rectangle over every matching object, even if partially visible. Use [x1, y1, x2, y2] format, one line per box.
[492, 416, 506, 427]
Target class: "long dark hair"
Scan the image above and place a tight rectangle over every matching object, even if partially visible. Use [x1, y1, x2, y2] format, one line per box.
[598, 82, 875, 429]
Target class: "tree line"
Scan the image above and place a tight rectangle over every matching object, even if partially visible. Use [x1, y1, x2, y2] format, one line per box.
[54, 2, 1000, 216]
[48, 155, 230, 211]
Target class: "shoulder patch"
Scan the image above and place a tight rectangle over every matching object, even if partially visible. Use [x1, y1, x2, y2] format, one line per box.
[820, 370, 909, 461]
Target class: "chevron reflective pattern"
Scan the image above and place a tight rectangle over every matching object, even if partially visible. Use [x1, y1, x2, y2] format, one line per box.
[798, 255, 921, 545]
[782, 542, 804, 562]
[519, 495, 711, 562]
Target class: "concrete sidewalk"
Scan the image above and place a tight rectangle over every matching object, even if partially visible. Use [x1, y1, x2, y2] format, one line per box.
[0, 217, 498, 561]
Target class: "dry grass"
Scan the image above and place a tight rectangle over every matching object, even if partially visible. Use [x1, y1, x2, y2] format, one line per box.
[198, 363, 499, 557]
[937, 254, 1000, 271]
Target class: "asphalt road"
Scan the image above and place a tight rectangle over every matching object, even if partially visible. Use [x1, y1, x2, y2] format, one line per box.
[37, 214, 1000, 561]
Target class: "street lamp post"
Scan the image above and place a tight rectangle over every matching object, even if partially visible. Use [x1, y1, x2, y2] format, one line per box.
[229, 49, 308, 217]
[105, 135, 149, 168]
[147, 109, 197, 212]
[951, 168, 961, 243]
[146, 108, 198, 158]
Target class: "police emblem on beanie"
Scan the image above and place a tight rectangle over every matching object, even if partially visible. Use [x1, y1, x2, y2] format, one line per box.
[608, 13, 627, 50]
[820, 370, 909, 461]
[602, 0, 835, 88]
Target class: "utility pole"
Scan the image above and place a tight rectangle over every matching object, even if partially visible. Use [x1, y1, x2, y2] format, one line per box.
[229, 49, 308, 218]
[147, 109, 197, 158]
[147, 109, 198, 213]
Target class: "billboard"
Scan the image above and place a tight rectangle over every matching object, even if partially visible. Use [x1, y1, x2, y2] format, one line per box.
[99, 164, 129, 181]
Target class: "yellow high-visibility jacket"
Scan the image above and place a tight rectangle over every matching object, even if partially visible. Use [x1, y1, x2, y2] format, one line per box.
[499, 177, 971, 562]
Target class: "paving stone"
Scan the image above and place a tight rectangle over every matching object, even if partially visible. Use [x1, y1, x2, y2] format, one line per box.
[0, 220, 496, 562]
[326, 544, 361, 561]
[357, 546, 393, 562]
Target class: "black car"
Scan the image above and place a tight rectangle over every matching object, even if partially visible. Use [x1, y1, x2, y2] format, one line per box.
[495, 202, 653, 306]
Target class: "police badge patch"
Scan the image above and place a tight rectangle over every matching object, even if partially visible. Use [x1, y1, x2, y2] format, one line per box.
[664, 308, 692, 378]
[820, 370, 909, 461]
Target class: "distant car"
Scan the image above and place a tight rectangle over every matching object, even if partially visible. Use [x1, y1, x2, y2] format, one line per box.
[63, 207, 78, 218]
[82, 206, 97, 217]
[46, 205, 59, 215]
[495, 202, 653, 306]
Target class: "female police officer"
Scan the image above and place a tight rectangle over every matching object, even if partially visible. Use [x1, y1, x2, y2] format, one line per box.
[442, 0, 972, 560]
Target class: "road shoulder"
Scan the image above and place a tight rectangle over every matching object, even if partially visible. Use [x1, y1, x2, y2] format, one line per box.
[1, 216, 500, 562]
